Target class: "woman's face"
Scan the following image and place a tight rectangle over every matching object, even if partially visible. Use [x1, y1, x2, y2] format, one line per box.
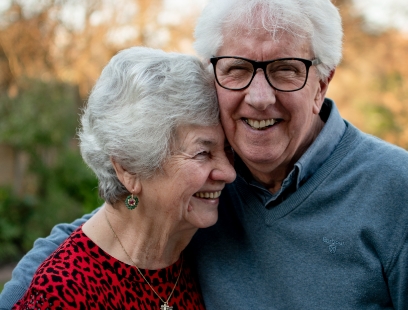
[139, 124, 236, 229]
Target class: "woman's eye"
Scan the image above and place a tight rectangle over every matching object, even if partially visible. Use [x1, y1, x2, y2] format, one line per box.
[194, 151, 210, 158]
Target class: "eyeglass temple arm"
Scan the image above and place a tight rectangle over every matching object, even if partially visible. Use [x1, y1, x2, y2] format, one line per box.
[312, 58, 321, 66]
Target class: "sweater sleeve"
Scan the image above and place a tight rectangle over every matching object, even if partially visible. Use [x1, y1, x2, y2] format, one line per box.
[0, 207, 100, 310]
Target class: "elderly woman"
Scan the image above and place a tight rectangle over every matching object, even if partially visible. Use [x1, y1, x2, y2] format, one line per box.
[13, 47, 236, 309]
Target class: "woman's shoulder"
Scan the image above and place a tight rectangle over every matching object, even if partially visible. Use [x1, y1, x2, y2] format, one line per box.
[12, 227, 92, 309]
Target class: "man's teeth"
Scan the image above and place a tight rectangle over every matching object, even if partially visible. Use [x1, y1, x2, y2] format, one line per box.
[245, 118, 278, 129]
[194, 191, 222, 199]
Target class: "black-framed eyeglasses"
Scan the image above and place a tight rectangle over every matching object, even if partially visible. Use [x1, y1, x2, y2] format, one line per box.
[210, 56, 321, 92]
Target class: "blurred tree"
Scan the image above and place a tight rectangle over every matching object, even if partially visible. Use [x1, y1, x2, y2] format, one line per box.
[0, 0, 199, 97]
[330, 0, 408, 148]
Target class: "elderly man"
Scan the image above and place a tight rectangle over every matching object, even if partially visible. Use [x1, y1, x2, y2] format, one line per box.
[1, 0, 407, 309]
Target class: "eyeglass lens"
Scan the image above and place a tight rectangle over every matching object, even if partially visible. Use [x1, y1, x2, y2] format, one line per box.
[214, 58, 309, 91]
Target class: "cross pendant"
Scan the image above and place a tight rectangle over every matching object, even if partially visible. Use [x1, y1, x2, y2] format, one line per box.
[160, 302, 173, 310]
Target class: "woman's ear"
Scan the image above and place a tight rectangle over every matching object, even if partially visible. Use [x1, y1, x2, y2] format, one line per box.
[110, 158, 141, 194]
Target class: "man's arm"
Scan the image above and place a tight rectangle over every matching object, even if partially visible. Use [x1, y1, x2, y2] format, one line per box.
[389, 229, 408, 309]
[0, 207, 100, 309]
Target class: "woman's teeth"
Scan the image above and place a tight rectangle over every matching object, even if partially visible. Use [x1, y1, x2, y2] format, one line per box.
[245, 118, 279, 130]
[194, 191, 222, 199]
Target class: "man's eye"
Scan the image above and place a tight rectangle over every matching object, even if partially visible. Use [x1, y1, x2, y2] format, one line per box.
[225, 65, 252, 75]
[229, 65, 250, 71]
[271, 65, 298, 73]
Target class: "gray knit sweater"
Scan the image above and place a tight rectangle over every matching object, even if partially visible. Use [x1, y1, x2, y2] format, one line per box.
[191, 120, 408, 309]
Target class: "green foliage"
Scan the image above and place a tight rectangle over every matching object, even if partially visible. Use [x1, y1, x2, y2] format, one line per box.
[359, 102, 401, 140]
[0, 187, 36, 263]
[53, 150, 103, 215]
[378, 72, 403, 92]
[0, 79, 77, 149]
[19, 150, 102, 249]
[0, 79, 102, 265]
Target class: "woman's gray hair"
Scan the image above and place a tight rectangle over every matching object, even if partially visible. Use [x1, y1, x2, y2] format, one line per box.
[79, 47, 219, 204]
[194, 0, 343, 81]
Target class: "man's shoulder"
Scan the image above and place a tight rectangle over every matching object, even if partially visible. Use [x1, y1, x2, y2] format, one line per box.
[340, 124, 408, 187]
[344, 123, 408, 158]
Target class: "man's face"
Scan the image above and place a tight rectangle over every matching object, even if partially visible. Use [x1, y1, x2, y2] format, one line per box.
[215, 25, 330, 188]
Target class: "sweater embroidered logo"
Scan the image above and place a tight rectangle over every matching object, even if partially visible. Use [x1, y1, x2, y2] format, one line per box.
[323, 237, 344, 254]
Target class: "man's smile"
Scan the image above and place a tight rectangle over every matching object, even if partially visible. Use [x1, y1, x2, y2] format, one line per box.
[243, 118, 281, 130]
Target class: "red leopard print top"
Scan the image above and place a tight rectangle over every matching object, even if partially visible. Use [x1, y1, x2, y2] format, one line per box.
[13, 227, 205, 309]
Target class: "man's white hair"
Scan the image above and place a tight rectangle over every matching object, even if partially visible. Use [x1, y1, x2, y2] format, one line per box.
[194, 0, 343, 80]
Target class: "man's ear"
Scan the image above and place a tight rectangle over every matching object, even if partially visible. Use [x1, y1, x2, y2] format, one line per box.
[313, 69, 335, 114]
[110, 158, 141, 194]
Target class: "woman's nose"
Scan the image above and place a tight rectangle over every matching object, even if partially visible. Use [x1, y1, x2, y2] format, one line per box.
[211, 154, 236, 184]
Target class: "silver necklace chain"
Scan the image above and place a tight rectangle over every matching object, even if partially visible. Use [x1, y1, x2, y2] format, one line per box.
[104, 210, 183, 310]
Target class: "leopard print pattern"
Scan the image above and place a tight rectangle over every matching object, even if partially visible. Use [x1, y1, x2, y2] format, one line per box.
[13, 227, 205, 309]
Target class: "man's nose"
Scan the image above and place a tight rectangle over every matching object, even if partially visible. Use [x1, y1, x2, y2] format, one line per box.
[245, 69, 276, 111]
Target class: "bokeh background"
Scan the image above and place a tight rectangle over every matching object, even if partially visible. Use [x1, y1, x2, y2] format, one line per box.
[0, 0, 407, 289]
